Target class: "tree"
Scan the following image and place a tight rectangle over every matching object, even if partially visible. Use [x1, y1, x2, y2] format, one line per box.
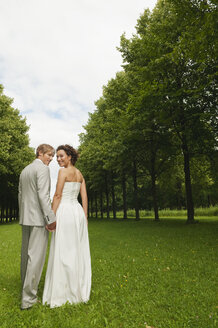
[118, 0, 217, 223]
[78, 0, 217, 222]
[0, 85, 34, 221]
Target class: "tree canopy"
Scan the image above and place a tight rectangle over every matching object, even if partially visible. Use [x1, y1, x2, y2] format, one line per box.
[0, 85, 35, 219]
[77, 0, 217, 222]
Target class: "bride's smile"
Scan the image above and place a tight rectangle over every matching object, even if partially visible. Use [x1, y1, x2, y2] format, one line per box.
[56, 149, 72, 167]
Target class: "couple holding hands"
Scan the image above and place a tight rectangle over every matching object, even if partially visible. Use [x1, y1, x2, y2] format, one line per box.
[19, 144, 91, 310]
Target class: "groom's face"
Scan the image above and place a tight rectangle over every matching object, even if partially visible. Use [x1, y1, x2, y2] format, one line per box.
[38, 151, 54, 166]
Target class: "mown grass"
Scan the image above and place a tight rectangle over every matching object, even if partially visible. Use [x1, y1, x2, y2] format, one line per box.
[0, 217, 217, 328]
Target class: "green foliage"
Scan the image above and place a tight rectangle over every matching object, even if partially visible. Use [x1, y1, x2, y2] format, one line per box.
[0, 85, 34, 175]
[0, 219, 217, 327]
[78, 0, 218, 221]
[0, 85, 35, 207]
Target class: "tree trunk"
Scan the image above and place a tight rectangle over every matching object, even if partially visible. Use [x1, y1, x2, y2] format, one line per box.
[9, 205, 12, 222]
[88, 197, 90, 218]
[6, 206, 8, 223]
[151, 155, 159, 221]
[0, 206, 3, 222]
[100, 191, 104, 219]
[105, 172, 110, 219]
[2, 204, 5, 222]
[176, 179, 182, 210]
[207, 195, 211, 207]
[182, 139, 195, 223]
[16, 206, 19, 221]
[95, 192, 98, 218]
[111, 173, 116, 219]
[90, 195, 94, 218]
[122, 170, 127, 219]
[133, 160, 140, 221]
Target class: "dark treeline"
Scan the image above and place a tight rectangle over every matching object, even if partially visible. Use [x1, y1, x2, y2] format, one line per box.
[77, 0, 218, 223]
[0, 85, 35, 223]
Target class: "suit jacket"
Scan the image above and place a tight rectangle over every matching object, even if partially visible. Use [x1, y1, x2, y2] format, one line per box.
[18, 159, 56, 226]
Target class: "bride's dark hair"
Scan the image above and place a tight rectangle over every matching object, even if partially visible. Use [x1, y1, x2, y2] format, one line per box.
[56, 144, 79, 165]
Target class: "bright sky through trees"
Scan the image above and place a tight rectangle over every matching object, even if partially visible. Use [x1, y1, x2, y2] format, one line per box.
[0, 0, 157, 149]
[0, 0, 157, 194]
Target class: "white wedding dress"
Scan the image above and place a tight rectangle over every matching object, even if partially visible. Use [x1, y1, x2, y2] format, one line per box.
[42, 182, 91, 308]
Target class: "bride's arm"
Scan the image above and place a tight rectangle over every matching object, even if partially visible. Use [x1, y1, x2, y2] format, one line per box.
[52, 169, 66, 214]
[80, 178, 88, 223]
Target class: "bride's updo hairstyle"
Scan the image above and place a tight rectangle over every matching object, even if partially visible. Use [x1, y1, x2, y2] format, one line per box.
[56, 144, 79, 165]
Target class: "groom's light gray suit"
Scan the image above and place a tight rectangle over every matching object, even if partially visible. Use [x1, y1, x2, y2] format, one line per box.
[19, 158, 56, 309]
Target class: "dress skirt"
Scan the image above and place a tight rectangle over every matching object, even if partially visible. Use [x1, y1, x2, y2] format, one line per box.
[43, 197, 91, 308]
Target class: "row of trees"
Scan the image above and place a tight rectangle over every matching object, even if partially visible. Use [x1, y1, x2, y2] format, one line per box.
[77, 0, 218, 223]
[0, 85, 35, 222]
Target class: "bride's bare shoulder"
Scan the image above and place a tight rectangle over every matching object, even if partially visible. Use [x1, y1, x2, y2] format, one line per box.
[75, 168, 83, 183]
[58, 167, 67, 177]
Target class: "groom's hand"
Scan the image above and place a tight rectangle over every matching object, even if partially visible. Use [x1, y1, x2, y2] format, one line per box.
[46, 221, 56, 232]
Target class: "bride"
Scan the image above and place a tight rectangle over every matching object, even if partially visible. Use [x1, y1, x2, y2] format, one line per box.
[43, 144, 91, 308]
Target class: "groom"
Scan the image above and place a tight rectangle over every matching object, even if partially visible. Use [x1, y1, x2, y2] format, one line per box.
[18, 144, 56, 310]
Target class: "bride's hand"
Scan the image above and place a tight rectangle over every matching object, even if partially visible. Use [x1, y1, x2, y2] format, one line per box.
[46, 222, 56, 232]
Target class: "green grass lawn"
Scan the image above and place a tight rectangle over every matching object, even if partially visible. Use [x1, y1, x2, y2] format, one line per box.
[0, 217, 217, 328]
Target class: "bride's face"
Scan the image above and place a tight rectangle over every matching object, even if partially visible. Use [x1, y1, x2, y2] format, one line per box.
[56, 149, 71, 167]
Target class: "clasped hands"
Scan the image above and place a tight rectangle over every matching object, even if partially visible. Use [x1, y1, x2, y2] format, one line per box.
[46, 221, 56, 232]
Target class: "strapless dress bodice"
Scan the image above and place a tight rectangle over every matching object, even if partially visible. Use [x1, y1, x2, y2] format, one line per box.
[61, 182, 81, 203]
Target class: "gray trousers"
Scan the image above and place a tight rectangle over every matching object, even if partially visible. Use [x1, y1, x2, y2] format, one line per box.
[21, 225, 48, 309]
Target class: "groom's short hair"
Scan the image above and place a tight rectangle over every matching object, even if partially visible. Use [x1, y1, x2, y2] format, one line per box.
[36, 144, 55, 157]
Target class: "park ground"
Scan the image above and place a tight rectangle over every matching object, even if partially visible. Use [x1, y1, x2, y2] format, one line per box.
[0, 216, 217, 328]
